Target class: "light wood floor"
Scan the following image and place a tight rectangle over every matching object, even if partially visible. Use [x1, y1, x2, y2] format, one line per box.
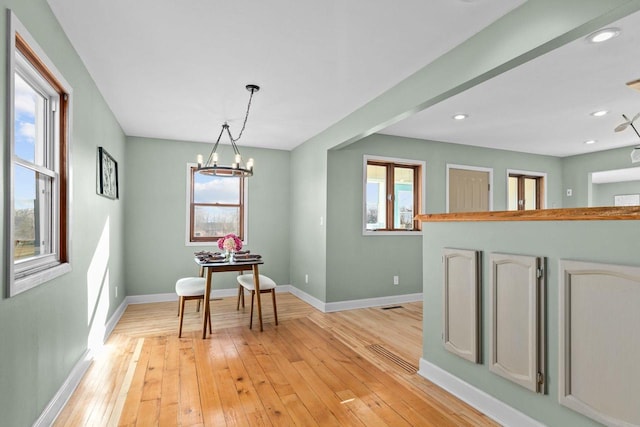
[54, 292, 496, 426]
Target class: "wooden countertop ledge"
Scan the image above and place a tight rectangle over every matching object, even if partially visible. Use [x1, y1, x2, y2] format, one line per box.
[417, 206, 640, 222]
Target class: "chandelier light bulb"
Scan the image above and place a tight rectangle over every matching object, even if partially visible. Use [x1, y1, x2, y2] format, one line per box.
[196, 84, 260, 177]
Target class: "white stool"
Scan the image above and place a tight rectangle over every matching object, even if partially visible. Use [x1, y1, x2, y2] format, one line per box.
[176, 277, 211, 337]
[236, 274, 278, 329]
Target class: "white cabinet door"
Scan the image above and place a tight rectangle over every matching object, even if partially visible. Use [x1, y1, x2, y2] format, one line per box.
[443, 248, 480, 363]
[489, 253, 545, 393]
[559, 260, 640, 427]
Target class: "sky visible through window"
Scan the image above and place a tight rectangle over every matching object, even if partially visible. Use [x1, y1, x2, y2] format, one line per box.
[14, 73, 38, 210]
[194, 173, 239, 204]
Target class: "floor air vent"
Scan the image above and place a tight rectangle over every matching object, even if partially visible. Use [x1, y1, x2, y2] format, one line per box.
[366, 344, 418, 374]
[381, 305, 403, 310]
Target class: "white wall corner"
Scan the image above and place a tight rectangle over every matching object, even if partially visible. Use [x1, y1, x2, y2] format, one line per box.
[418, 358, 546, 427]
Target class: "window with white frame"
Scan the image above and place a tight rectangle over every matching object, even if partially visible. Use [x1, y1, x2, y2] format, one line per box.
[186, 165, 246, 244]
[6, 13, 71, 296]
[363, 156, 424, 233]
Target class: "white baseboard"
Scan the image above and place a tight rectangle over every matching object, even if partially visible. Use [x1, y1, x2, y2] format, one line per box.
[418, 359, 546, 427]
[33, 350, 93, 427]
[35, 296, 130, 427]
[286, 285, 327, 311]
[286, 286, 422, 313]
[324, 292, 422, 313]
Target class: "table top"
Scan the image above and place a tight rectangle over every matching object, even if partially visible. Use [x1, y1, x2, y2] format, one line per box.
[194, 257, 264, 268]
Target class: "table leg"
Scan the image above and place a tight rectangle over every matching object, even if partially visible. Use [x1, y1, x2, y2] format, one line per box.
[252, 265, 263, 332]
[202, 267, 213, 339]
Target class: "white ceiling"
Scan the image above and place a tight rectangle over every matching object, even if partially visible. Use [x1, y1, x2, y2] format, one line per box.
[382, 8, 640, 157]
[44, 1, 640, 158]
[45, 0, 524, 150]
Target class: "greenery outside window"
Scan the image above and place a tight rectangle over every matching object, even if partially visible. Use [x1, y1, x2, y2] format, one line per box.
[6, 13, 71, 296]
[187, 165, 246, 244]
[363, 156, 424, 234]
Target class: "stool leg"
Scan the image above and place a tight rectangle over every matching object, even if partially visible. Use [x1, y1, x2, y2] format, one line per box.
[178, 296, 186, 338]
[207, 297, 212, 333]
[236, 285, 242, 310]
[249, 290, 255, 329]
[272, 289, 278, 326]
[196, 299, 201, 312]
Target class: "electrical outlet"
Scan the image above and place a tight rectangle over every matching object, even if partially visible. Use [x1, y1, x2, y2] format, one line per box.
[566, 188, 573, 197]
[393, 276, 399, 285]
[305, 274, 309, 284]
[115, 286, 118, 298]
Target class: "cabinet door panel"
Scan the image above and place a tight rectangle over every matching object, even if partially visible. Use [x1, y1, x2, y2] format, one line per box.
[443, 248, 480, 363]
[490, 253, 544, 393]
[559, 260, 640, 427]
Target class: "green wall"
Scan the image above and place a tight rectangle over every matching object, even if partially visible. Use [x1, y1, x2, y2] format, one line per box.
[0, 1, 126, 425]
[325, 134, 562, 303]
[562, 145, 640, 207]
[124, 137, 291, 295]
[422, 220, 640, 426]
[289, 141, 329, 301]
[593, 179, 640, 206]
[290, 0, 640, 302]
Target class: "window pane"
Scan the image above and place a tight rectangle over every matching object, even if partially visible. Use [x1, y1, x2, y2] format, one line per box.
[193, 173, 240, 204]
[508, 176, 518, 210]
[193, 206, 240, 238]
[14, 72, 46, 165]
[394, 167, 414, 229]
[14, 164, 52, 260]
[366, 165, 386, 230]
[524, 178, 537, 210]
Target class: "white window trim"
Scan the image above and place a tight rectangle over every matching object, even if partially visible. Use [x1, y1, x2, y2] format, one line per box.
[5, 10, 73, 297]
[506, 168, 548, 209]
[445, 163, 494, 213]
[184, 162, 249, 247]
[362, 155, 425, 236]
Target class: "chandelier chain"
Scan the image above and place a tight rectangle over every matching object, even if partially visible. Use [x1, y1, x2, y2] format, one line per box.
[229, 87, 256, 143]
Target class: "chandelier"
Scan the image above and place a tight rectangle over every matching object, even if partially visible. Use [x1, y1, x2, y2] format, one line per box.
[196, 84, 260, 177]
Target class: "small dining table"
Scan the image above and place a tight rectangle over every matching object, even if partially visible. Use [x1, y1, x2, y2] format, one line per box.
[194, 257, 265, 338]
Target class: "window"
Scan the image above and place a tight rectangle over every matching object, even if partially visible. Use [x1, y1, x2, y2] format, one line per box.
[364, 157, 423, 233]
[6, 14, 71, 296]
[508, 172, 545, 210]
[187, 165, 246, 243]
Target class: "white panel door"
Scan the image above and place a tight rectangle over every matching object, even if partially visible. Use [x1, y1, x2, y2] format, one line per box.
[490, 253, 544, 393]
[443, 248, 480, 363]
[559, 260, 640, 427]
[449, 168, 490, 213]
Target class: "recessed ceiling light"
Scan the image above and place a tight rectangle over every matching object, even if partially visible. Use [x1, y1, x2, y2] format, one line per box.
[452, 113, 468, 120]
[586, 27, 620, 43]
[590, 110, 609, 117]
[584, 139, 597, 145]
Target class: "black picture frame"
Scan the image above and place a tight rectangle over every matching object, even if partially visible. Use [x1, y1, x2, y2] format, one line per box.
[97, 147, 119, 199]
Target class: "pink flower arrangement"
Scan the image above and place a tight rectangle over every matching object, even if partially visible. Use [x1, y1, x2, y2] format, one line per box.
[218, 233, 243, 252]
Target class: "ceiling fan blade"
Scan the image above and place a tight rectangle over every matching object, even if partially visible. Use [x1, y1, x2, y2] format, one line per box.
[615, 122, 629, 132]
[632, 112, 640, 123]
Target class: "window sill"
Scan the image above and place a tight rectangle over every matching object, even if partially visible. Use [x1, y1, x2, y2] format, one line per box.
[11, 262, 72, 297]
[362, 230, 423, 237]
